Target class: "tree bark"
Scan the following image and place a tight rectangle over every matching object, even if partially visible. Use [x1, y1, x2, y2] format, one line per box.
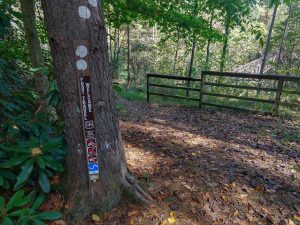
[260, 4, 278, 75]
[275, 6, 290, 74]
[41, 1, 150, 223]
[112, 28, 121, 80]
[20, 0, 49, 104]
[257, 4, 278, 95]
[220, 21, 230, 72]
[205, 12, 214, 71]
[126, 26, 131, 89]
[173, 38, 179, 74]
[186, 38, 196, 97]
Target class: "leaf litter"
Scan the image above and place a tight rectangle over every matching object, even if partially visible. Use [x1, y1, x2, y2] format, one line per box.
[98, 98, 300, 224]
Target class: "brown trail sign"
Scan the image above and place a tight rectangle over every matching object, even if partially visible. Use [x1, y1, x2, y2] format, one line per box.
[74, 41, 100, 182]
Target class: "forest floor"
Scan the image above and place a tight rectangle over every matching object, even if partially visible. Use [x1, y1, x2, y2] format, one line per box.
[96, 99, 300, 225]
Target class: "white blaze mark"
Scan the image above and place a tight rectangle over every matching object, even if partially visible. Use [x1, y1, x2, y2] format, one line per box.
[78, 6, 91, 19]
[76, 45, 88, 58]
[76, 59, 88, 71]
[88, 0, 98, 7]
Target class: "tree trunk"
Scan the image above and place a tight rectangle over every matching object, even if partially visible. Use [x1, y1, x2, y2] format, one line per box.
[286, 43, 295, 74]
[114, 28, 121, 79]
[205, 12, 214, 71]
[112, 28, 120, 80]
[275, 6, 290, 74]
[20, 0, 49, 104]
[108, 23, 113, 66]
[260, 4, 278, 75]
[257, 4, 278, 96]
[173, 38, 179, 74]
[41, 1, 150, 223]
[296, 60, 300, 77]
[126, 26, 131, 89]
[186, 38, 196, 97]
[220, 21, 230, 72]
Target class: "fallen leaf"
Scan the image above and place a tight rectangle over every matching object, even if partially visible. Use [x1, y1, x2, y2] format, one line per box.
[255, 185, 264, 192]
[294, 215, 300, 222]
[233, 210, 239, 217]
[232, 182, 236, 188]
[51, 176, 60, 186]
[128, 210, 139, 217]
[184, 184, 193, 190]
[168, 217, 176, 224]
[191, 207, 197, 214]
[92, 214, 101, 222]
[50, 220, 66, 225]
[288, 219, 295, 225]
[221, 195, 226, 201]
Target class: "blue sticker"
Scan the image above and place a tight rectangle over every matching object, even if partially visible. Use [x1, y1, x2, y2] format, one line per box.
[89, 163, 99, 175]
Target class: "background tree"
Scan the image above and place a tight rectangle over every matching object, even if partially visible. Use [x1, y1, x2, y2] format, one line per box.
[20, 0, 49, 105]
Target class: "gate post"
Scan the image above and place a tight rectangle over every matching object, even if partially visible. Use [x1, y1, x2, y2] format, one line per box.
[146, 73, 150, 103]
[273, 78, 284, 116]
[199, 72, 206, 109]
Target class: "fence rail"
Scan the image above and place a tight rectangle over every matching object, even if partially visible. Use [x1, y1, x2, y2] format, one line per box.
[146, 71, 300, 116]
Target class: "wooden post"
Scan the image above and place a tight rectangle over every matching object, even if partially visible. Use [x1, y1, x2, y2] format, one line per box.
[199, 72, 206, 109]
[273, 78, 284, 116]
[147, 74, 150, 103]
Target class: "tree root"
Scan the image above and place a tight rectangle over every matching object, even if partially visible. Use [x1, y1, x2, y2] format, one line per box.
[123, 171, 153, 204]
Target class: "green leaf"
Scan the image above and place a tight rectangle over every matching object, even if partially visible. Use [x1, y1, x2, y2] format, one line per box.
[29, 67, 43, 73]
[44, 157, 63, 172]
[0, 196, 4, 209]
[9, 208, 30, 217]
[26, 190, 36, 204]
[0, 155, 30, 168]
[31, 124, 40, 137]
[36, 211, 62, 220]
[31, 195, 44, 212]
[18, 217, 31, 225]
[0, 144, 29, 153]
[6, 190, 27, 212]
[0, 174, 4, 186]
[2, 217, 14, 225]
[1, 171, 16, 180]
[38, 171, 50, 193]
[10, 11, 23, 20]
[36, 157, 46, 169]
[42, 138, 63, 152]
[32, 219, 46, 225]
[14, 159, 33, 190]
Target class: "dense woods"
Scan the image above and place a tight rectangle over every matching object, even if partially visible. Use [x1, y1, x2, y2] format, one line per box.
[0, 0, 299, 224]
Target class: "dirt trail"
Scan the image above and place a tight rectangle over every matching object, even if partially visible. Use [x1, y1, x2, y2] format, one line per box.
[98, 99, 300, 225]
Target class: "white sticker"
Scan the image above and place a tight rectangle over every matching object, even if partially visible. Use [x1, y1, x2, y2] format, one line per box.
[76, 45, 88, 58]
[88, 0, 98, 7]
[76, 59, 88, 71]
[78, 6, 91, 19]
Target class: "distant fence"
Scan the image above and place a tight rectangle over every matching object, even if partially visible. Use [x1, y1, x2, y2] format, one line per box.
[146, 71, 300, 116]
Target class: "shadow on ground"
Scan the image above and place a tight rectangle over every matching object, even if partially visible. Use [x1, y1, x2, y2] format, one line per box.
[97, 99, 300, 225]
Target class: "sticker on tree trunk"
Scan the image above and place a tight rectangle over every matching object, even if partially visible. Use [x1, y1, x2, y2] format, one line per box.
[74, 40, 100, 182]
[80, 75, 100, 180]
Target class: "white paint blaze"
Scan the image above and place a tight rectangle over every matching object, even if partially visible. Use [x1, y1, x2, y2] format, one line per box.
[78, 6, 91, 19]
[76, 59, 88, 71]
[76, 45, 88, 58]
[88, 0, 98, 7]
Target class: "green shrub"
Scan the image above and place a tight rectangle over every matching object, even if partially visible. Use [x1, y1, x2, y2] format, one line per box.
[0, 137, 64, 193]
[0, 190, 61, 225]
